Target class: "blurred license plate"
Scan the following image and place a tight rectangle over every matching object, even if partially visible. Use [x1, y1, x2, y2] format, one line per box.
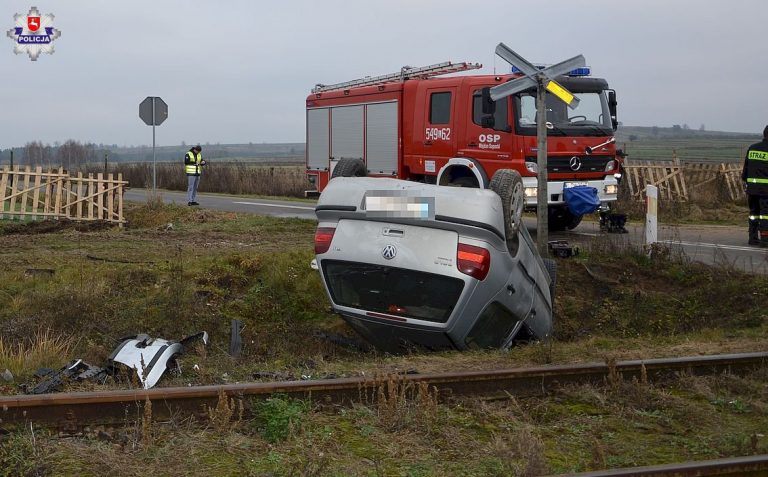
[565, 182, 589, 188]
[364, 192, 434, 220]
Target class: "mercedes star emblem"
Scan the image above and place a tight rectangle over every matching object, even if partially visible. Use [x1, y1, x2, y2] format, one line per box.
[569, 156, 582, 171]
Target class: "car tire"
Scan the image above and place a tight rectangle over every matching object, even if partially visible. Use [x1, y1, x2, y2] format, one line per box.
[543, 258, 557, 298]
[548, 206, 583, 231]
[331, 158, 367, 179]
[489, 169, 524, 255]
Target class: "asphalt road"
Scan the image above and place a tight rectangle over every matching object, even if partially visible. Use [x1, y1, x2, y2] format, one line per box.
[125, 189, 768, 274]
[123, 189, 317, 219]
[555, 220, 768, 274]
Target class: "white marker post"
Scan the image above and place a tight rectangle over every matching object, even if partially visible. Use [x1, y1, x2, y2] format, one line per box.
[645, 184, 658, 246]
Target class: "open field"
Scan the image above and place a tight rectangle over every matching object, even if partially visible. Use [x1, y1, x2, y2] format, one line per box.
[0, 204, 766, 475]
[616, 126, 760, 163]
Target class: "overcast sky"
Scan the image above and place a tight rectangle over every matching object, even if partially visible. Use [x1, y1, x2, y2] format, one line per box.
[1, 0, 766, 149]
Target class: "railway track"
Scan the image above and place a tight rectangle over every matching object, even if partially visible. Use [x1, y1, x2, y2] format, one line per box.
[550, 454, 768, 476]
[0, 351, 764, 431]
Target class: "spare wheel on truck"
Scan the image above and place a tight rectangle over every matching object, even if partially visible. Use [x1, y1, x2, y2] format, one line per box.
[331, 158, 367, 179]
[488, 169, 524, 255]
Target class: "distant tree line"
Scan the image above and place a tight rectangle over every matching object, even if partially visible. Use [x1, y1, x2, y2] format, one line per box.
[21, 140, 106, 170]
[0, 141, 306, 167]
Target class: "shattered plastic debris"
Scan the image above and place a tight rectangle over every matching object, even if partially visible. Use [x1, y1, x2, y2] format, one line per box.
[31, 359, 107, 394]
[28, 331, 209, 394]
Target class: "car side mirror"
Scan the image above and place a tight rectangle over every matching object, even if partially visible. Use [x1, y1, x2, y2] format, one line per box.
[608, 90, 618, 130]
[481, 114, 495, 128]
[481, 87, 496, 115]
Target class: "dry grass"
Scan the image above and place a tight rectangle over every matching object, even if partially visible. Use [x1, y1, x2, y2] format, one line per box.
[372, 375, 439, 432]
[0, 328, 76, 379]
[207, 388, 243, 433]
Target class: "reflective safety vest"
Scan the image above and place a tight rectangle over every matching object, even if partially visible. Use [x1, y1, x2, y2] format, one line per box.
[744, 141, 768, 195]
[185, 151, 203, 176]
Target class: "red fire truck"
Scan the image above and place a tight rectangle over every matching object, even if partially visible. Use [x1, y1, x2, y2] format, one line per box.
[305, 60, 619, 231]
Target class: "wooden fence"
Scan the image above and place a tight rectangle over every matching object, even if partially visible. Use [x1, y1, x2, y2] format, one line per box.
[623, 159, 745, 202]
[0, 166, 127, 225]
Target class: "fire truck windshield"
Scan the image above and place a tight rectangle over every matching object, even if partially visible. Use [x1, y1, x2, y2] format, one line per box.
[514, 90, 612, 137]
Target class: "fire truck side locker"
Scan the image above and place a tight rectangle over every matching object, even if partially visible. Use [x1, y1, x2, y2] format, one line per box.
[307, 93, 401, 191]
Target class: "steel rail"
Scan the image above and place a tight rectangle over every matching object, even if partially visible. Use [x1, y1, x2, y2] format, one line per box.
[547, 454, 768, 476]
[0, 352, 765, 429]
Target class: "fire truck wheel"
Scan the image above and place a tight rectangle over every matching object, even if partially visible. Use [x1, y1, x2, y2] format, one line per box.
[331, 158, 367, 179]
[548, 206, 583, 231]
[451, 176, 479, 188]
[489, 169, 524, 253]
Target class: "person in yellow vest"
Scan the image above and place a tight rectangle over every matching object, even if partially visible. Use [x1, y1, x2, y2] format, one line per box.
[742, 126, 768, 246]
[185, 145, 206, 206]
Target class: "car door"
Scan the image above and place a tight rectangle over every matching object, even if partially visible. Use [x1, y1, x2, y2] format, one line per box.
[458, 89, 513, 165]
[412, 87, 457, 176]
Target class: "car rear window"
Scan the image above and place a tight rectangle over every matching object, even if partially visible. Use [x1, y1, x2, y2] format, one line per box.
[322, 260, 464, 323]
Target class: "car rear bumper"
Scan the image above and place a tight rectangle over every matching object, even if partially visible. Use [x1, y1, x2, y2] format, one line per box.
[338, 311, 459, 353]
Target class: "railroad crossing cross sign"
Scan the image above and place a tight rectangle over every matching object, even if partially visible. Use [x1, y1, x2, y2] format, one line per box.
[489, 43, 587, 255]
[489, 43, 584, 108]
[139, 96, 168, 126]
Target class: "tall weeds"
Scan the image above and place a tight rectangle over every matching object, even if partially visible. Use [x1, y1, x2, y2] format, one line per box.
[85, 162, 309, 197]
[0, 329, 76, 379]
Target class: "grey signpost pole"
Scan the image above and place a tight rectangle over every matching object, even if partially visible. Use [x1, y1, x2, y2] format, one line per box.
[139, 97, 168, 197]
[490, 43, 585, 255]
[152, 99, 156, 193]
[536, 76, 548, 252]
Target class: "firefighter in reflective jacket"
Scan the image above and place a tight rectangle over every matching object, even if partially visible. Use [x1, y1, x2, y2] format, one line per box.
[742, 125, 768, 246]
[185, 145, 206, 206]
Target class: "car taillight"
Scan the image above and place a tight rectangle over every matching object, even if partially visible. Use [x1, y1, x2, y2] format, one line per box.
[457, 243, 491, 281]
[314, 227, 336, 254]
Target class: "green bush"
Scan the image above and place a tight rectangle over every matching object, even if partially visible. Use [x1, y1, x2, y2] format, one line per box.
[252, 395, 310, 443]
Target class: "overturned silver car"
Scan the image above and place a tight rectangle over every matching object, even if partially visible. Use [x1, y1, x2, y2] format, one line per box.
[313, 175, 554, 353]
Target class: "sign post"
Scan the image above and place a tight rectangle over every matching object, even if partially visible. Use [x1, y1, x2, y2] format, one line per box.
[489, 43, 585, 255]
[645, 184, 658, 247]
[139, 97, 168, 195]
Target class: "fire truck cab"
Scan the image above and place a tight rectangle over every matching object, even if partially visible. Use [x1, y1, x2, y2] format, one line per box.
[306, 61, 619, 231]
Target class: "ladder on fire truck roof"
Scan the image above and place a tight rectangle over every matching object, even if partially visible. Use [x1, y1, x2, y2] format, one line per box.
[311, 61, 482, 93]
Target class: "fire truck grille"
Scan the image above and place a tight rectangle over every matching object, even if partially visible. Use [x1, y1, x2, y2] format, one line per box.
[534, 156, 612, 174]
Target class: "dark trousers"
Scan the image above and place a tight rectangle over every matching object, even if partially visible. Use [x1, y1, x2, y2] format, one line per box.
[748, 194, 768, 241]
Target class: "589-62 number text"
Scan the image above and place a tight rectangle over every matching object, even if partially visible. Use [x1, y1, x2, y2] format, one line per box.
[425, 127, 451, 141]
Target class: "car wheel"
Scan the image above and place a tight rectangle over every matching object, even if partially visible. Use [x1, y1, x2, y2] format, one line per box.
[543, 258, 557, 300]
[489, 169, 524, 255]
[548, 206, 583, 231]
[331, 158, 367, 179]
